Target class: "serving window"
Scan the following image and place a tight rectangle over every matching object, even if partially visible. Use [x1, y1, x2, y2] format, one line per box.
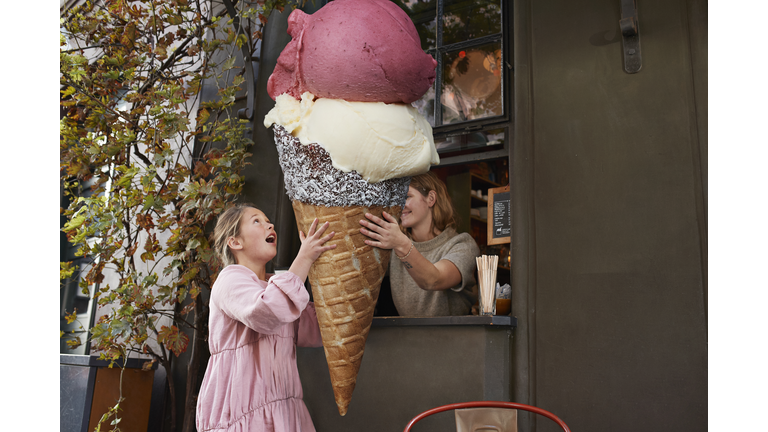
[374, 1, 512, 317]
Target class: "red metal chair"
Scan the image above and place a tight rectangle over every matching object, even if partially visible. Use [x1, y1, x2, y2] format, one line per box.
[403, 401, 571, 432]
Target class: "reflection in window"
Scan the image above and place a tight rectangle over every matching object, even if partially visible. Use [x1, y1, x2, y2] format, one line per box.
[394, 0, 437, 50]
[442, 43, 502, 124]
[443, 0, 502, 45]
[394, 0, 504, 131]
[412, 85, 436, 126]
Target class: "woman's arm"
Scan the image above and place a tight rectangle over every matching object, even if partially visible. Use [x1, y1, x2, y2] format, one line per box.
[398, 251, 463, 291]
[360, 211, 462, 291]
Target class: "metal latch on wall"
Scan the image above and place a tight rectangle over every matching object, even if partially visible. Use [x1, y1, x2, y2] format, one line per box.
[620, 0, 641, 73]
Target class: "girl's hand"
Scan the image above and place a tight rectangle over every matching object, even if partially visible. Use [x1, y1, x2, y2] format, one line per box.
[289, 218, 336, 282]
[298, 218, 336, 262]
[359, 211, 410, 251]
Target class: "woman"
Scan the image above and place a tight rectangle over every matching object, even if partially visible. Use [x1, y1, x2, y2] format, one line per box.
[359, 171, 480, 316]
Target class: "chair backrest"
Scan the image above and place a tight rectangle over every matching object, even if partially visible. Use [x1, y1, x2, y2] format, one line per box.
[402, 401, 571, 432]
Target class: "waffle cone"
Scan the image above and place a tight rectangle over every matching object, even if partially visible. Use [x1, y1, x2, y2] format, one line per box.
[292, 200, 401, 416]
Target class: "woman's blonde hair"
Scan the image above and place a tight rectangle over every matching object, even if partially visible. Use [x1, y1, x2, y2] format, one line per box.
[406, 171, 457, 237]
[212, 203, 256, 267]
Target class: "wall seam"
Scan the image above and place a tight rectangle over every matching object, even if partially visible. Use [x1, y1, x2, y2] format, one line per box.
[682, 0, 708, 331]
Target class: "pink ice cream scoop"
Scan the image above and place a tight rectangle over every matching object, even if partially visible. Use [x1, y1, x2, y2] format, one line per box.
[267, 0, 437, 104]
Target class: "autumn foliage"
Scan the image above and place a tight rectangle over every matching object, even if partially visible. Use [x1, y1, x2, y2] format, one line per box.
[60, 0, 298, 430]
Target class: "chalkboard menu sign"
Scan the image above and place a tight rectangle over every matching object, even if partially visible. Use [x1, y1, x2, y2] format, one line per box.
[487, 185, 511, 245]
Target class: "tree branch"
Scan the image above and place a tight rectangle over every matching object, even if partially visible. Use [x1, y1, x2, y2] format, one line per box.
[61, 73, 145, 132]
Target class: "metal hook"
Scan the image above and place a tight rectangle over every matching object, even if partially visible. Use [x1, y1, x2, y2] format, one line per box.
[620, 0, 641, 73]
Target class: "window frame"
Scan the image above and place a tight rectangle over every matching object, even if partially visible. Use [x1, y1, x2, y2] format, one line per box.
[399, 0, 513, 166]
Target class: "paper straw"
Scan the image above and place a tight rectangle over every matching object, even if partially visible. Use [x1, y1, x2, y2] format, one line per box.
[476, 255, 498, 315]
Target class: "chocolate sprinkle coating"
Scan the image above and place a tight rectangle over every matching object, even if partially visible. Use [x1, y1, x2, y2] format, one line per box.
[272, 125, 410, 207]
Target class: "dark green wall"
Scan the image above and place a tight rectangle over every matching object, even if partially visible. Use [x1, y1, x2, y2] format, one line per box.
[512, 0, 707, 430]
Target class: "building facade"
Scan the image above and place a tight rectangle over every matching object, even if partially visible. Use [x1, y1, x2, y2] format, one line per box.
[61, 0, 707, 430]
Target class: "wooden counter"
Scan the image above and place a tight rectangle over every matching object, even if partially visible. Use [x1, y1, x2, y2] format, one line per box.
[297, 315, 516, 431]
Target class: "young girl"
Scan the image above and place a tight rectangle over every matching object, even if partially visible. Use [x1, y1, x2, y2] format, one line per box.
[196, 203, 336, 432]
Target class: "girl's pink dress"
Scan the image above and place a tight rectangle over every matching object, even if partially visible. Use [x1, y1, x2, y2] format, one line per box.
[196, 265, 323, 432]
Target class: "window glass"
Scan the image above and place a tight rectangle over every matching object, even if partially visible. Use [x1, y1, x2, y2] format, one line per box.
[412, 74, 436, 125]
[442, 0, 502, 45]
[395, 0, 505, 129]
[441, 42, 502, 124]
[60, 177, 98, 355]
[393, 0, 438, 50]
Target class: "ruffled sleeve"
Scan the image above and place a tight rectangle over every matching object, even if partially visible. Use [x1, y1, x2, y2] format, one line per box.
[213, 266, 310, 335]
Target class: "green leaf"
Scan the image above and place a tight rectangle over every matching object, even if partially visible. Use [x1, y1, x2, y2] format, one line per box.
[236, 34, 248, 49]
[141, 194, 156, 212]
[163, 259, 183, 276]
[157, 285, 172, 300]
[63, 214, 87, 231]
[67, 68, 86, 83]
[186, 239, 201, 251]
[116, 167, 140, 188]
[110, 318, 132, 339]
[90, 322, 109, 340]
[61, 262, 77, 280]
[65, 309, 78, 324]
[180, 267, 199, 284]
[66, 337, 83, 349]
[61, 86, 76, 98]
[143, 274, 158, 287]
[141, 173, 154, 189]
[221, 56, 236, 71]
[119, 305, 135, 317]
[166, 14, 183, 25]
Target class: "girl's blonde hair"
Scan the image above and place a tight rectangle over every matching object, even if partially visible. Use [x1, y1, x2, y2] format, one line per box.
[212, 203, 256, 267]
[406, 171, 457, 238]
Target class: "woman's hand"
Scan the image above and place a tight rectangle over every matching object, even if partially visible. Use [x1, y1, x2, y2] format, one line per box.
[359, 211, 410, 253]
[361, 212, 461, 291]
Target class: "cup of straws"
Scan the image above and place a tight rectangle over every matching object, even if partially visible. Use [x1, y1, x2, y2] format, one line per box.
[476, 255, 499, 316]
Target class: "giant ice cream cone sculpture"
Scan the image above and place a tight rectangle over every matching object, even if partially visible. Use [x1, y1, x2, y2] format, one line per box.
[292, 201, 399, 415]
[263, 0, 439, 415]
[272, 122, 415, 416]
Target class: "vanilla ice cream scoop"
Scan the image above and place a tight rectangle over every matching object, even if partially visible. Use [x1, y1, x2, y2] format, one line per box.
[265, 93, 439, 183]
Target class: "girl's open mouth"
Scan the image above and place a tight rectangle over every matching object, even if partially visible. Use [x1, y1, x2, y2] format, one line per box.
[266, 234, 276, 244]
